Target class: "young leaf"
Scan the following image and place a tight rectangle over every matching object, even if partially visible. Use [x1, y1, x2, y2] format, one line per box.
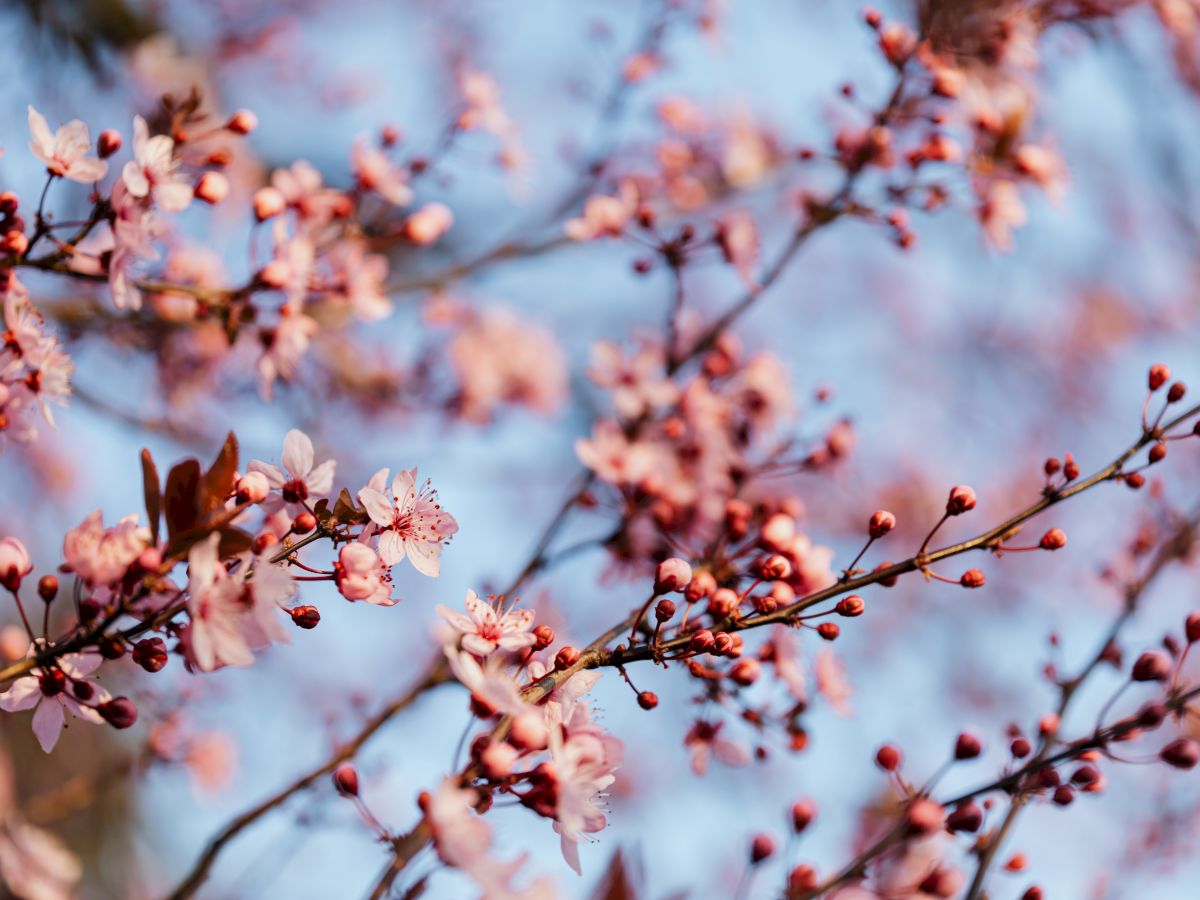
[199, 431, 239, 516]
[164, 459, 201, 544]
[140, 448, 161, 545]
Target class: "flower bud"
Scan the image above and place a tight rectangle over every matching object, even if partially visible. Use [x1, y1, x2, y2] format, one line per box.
[98, 635, 125, 659]
[554, 645, 580, 669]
[875, 744, 902, 771]
[1071, 764, 1100, 786]
[1149, 363, 1171, 391]
[713, 632, 735, 655]
[946, 485, 976, 515]
[749, 833, 775, 864]
[236, 471, 271, 504]
[1138, 702, 1166, 728]
[333, 763, 359, 796]
[98, 697, 138, 729]
[1148, 442, 1167, 464]
[869, 510, 896, 538]
[760, 513, 796, 551]
[403, 202, 455, 245]
[1168, 382, 1187, 403]
[1023, 887, 1044, 900]
[637, 691, 658, 710]
[654, 558, 693, 594]
[532, 624, 554, 650]
[954, 732, 982, 760]
[194, 171, 229, 205]
[791, 798, 816, 832]
[1039, 528, 1066, 551]
[789, 865, 818, 893]
[816, 622, 840, 641]
[1161, 738, 1200, 770]
[289, 605, 320, 629]
[946, 801, 982, 833]
[960, 569, 985, 588]
[690, 630, 715, 653]
[708, 588, 738, 617]
[1186, 612, 1200, 644]
[226, 109, 259, 135]
[37, 575, 58, 603]
[253, 186, 286, 221]
[97, 130, 122, 158]
[729, 657, 760, 686]
[132, 637, 168, 673]
[480, 740, 518, 779]
[1010, 736, 1032, 758]
[2, 230, 28, 257]
[836, 595, 865, 617]
[761, 554, 791, 580]
[254, 532, 280, 555]
[1125, 472, 1146, 490]
[684, 571, 716, 602]
[1131, 650, 1171, 682]
[509, 711, 549, 751]
[258, 259, 290, 287]
[904, 798, 944, 835]
[0, 537, 32, 592]
[292, 512, 317, 534]
[654, 599, 676, 622]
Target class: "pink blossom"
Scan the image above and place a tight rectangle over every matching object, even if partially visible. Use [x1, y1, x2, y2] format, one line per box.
[449, 310, 568, 423]
[335, 541, 395, 606]
[715, 210, 760, 287]
[979, 180, 1027, 251]
[425, 777, 492, 870]
[546, 703, 623, 875]
[404, 202, 454, 245]
[322, 240, 391, 321]
[62, 511, 148, 587]
[185, 732, 237, 795]
[565, 181, 638, 241]
[525, 661, 599, 722]
[587, 340, 678, 419]
[357, 469, 458, 576]
[26, 106, 107, 183]
[0, 820, 82, 900]
[2, 280, 74, 434]
[436, 590, 536, 656]
[815, 648, 853, 716]
[0, 649, 110, 753]
[0, 538, 32, 592]
[106, 180, 164, 311]
[444, 648, 526, 718]
[270, 160, 347, 226]
[122, 116, 193, 212]
[248, 429, 336, 512]
[684, 720, 750, 776]
[351, 138, 412, 206]
[256, 309, 318, 398]
[574, 420, 657, 485]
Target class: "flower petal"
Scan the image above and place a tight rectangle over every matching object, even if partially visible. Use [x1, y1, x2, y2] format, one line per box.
[282, 429, 314, 480]
[357, 488, 394, 528]
[32, 699, 64, 753]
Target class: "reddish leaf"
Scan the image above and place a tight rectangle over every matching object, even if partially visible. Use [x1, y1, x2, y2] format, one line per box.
[164, 459, 201, 544]
[590, 848, 641, 900]
[216, 527, 254, 558]
[140, 448, 161, 545]
[199, 431, 239, 515]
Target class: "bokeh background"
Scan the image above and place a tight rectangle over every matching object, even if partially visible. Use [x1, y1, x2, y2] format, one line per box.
[1, 0, 1200, 897]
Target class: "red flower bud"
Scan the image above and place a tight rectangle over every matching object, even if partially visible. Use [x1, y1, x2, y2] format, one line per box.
[97, 129, 122, 158]
[789, 865, 818, 893]
[1125, 472, 1146, 490]
[1010, 737, 1032, 758]
[1186, 613, 1200, 644]
[904, 798, 944, 835]
[875, 744, 902, 771]
[946, 801, 982, 833]
[946, 485, 976, 515]
[791, 798, 817, 832]
[761, 554, 792, 580]
[868, 510, 896, 538]
[685, 571, 716, 602]
[1161, 738, 1200, 770]
[289, 605, 320, 629]
[533, 624, 555, 650]
[226, 109, 259, 135]
[1148, 442, 1167, 464]
[1131, 650, 1171, 682]
[1168, 382, 1187, 403]
[654, 557, 693, 594]
[690, 630, 715, 653]
[713, 632, 735, 655]
[333, 763, 359, 796]
[132, 637, 168, 673]
[836, 595, 865, 617]
[655, 599, 676, 622]
[37, 575, 58, 603]
[1039, 528, 1067, 551]
[98, 697, 138, 729]
[954, 732, 982, 760]
[555, 646, 581, 669]
[729, 657, 760, 686]
[749, 833, 775, 864]
[1149, 364, 1171, 391]
[637, 691, 658, 710]
[960, 569, 986, 588]
[816, 622, 840, 641]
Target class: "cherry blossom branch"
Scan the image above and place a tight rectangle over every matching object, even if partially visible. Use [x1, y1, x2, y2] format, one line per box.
[795, 508, 1198, 898]
[606, 401, 1200, 666]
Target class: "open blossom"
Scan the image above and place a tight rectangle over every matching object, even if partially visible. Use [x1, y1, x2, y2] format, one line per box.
[247, 428, 335, 511]
[0, 649, 110, 753]
[351, 138, 412, 206]
[322, 240, 391, 321]
[574, 420, 657, 485]
[358, 469, 458, 576]
[26, 106, 107, 183]
[436, 590, 535, 656]
[62, 511, 148, 586]
[564, 180, 638, 241]
[122, 115, 192, 212]
[588, 340, 678, 419]
[0, 539, 31, 592]
[334, 541, 395, 606]
[815, 648, 853, 716]
[546, 703, 622, 875]
[449, 310, 568, 423]
[185, 535, 293, 672]
[256, 308, 319, 399]
[2, 278, 74, 437]
[684, 720, 750, 776]
[271, 160, 347, 226]
[445, 648, 526, 718]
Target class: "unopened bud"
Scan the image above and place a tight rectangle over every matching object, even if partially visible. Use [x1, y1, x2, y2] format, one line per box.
[816, 622, 840, 641]
[1161, 738, 1200, 770]
[37, 575, 58, 603]
[637, 690, 658, 710]
[749, 833, 775, 864]
[836, 595, 865, 617]
[1039, 528, 1067, 550]
[532, 624, 554, 650]
[333, 763, 359, 796]
[946, 485, 976, 515]
[554, 645, 580, 669]
[132, 637, 168, 672]
[236, 471, 271, 504]
[98, 697, 138, 729]
[904, 798, 943, 835]
[868, 509, 896, 538]
[960, 569, 986, 588]
[292, 512, 317, 534]
[954, 732, 982, 760]
[655, 599, 676, 622]
[289, 605, 320, 629]
[655, 557, 693, 594]
[253, 186, 286, 221]
[1149, 363, 1171, 391]
[97, 130, 122, 158]
[194, 171, 229, 205]
[226, 109, 259, 135]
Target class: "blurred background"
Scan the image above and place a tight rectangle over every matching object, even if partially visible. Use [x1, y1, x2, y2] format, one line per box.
[1, 0, 1200, 897]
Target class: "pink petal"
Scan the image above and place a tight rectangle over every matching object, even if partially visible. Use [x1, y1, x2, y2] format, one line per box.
[499, 608, 534, 632]
[461, 634, 497, 656]
[32, 699, 64, 753]
[357, 487, 394, 528]
[435, 604, 474, 633]
[0, 677, 42, 712]
[282, 429, 314, 479]
[464, 591, 495, 626]
[376, 530, 404, 567]
[405, 539, 441, 578]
